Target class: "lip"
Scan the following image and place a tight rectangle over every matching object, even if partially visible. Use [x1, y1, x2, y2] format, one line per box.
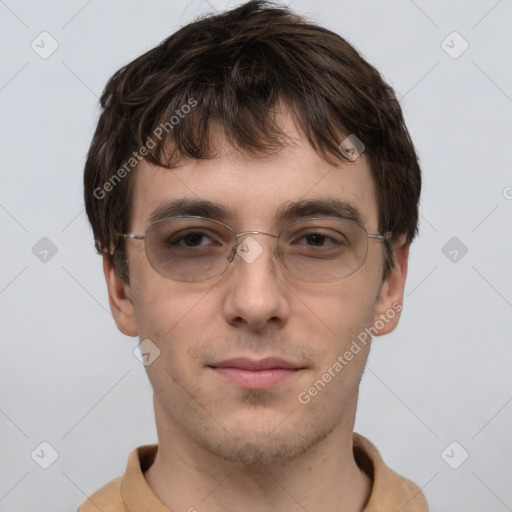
[210, 357, 300, 371]
[207, 357, 303, 390]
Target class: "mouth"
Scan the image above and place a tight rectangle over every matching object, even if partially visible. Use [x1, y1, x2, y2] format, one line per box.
[207, 357, 304, 390]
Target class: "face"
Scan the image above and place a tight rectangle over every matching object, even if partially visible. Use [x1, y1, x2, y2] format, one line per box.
[105, 114, 408, 466]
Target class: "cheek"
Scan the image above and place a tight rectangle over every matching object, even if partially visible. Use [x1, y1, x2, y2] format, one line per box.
[296, 276, 378, 349]
[130, 275, 220, 371]
[295, 297, 374, 414]
[128, 242, 201, 335]
[131, 287, 207, 397]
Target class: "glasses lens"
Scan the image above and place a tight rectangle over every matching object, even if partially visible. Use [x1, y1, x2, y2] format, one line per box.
[145, 218, 234, 282]
[278, 218, 368, 282]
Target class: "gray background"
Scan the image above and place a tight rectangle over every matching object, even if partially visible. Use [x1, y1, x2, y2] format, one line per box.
[1, 0, 511, 510]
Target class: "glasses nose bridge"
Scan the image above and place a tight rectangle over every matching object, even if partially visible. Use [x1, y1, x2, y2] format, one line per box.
[227, 230, 279, 263]
[234, 230, 279, 241]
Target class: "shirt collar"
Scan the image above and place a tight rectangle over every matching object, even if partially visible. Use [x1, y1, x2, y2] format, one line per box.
[120, 434, 427, 511]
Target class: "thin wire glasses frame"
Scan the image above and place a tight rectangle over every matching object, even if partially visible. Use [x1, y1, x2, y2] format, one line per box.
[119, 216, 392, 283]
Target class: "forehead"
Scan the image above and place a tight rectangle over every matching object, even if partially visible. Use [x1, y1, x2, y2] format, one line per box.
[130, 116, 379, 232]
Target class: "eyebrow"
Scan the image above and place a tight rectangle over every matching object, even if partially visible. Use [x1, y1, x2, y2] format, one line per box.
[146, 197, 364, 226]
[277, 198, 364, 225]
[147, 199, 237, 225]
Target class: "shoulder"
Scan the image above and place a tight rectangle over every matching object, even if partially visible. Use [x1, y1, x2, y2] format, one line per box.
[77, 444, 158, 512]
[78, 476, 125, 512]
[353, 433, 428, 512]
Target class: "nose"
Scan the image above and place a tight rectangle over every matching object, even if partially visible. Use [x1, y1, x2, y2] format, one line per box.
[220, 234, 290, 331]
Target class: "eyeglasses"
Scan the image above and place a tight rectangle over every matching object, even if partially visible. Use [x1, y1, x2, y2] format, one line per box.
[120, 216, 391, 283]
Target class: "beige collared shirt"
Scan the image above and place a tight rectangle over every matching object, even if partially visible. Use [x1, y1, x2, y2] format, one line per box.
[78, 433, 428, 511]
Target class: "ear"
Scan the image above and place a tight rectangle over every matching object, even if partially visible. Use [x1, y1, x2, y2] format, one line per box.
[102, 252, 138, 337]
[372, 238, 410, 336]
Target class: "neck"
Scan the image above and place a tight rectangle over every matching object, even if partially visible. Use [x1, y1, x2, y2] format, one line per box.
[144, 402, 371, 512]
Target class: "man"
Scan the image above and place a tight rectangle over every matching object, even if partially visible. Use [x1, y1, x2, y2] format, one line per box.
[82, 1, 426, 510]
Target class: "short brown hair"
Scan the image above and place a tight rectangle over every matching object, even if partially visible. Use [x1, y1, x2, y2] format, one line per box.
[84, 0, 421, 283]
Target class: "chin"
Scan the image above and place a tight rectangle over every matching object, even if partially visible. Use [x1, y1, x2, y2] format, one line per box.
[195, 414, 336, 467]
[208, 435, 311, 466]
